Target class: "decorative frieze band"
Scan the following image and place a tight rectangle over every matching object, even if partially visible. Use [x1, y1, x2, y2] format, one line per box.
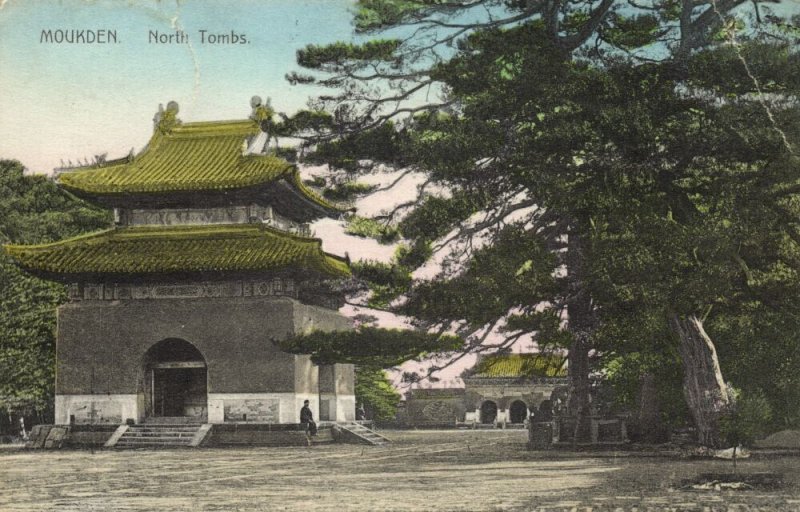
[117, 204, 312, 236]
[462, 377, 569, 386]
[71, 278, 298, 301]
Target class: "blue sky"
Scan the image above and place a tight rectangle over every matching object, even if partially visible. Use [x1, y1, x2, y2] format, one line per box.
[6, 0, 797, 174]
[0, 0, 358, 173]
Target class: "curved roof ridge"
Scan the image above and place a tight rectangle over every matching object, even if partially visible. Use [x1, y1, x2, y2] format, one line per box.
[4, 228, 117, 251]
[3, 224, 350, 279]
[55, 117, 348, 220]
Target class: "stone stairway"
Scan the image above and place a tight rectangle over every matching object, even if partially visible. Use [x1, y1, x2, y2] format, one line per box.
[110, 423, 210, 448]
[338, 422, 391, 446]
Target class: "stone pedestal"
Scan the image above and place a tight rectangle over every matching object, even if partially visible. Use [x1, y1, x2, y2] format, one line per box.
[528, 422, 554, 450]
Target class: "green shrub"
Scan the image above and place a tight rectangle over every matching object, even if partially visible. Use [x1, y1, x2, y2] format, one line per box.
[719, 388, 773, 448]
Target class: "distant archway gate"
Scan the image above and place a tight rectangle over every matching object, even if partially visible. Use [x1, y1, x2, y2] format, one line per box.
[143, 338, 208, 420]
[480, 400, 498, 424]
[509, 400, 528, 424]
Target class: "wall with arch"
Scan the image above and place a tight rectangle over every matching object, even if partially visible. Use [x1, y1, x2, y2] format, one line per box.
[55, 295, 351, 424]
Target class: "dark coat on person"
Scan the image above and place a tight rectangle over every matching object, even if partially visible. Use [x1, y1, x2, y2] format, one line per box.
[300, 405, 313, 424]
[300, 404, 316, 435]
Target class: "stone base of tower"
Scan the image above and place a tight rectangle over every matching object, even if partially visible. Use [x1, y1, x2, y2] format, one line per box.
[55, 394, 140, 425]
[55, 295, 354, 425]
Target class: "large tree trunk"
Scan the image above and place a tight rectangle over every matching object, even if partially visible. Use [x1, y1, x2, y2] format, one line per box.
[564, 228, 595, 443]
[669, 314, 731, 447]
[565, 330, 592, 442]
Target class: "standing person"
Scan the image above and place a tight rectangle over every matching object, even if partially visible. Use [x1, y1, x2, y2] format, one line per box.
[356, 403, 366, 421]
[18, 417, 28, 441]
[300, 400, 316, 436]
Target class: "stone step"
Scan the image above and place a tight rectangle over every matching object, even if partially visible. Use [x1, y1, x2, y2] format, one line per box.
[121, 433, 196, 439]
[118, 436, 193, 442]
[338, 423, 391, 446]
[143, 417, 205, 425]
[116, 439, 193, 446]
[125, 428, 200, 433]
[111, 422, 204, 448]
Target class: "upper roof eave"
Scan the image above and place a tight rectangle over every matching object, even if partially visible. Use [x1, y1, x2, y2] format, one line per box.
[3, 224, 351, 280]
[55, 119, 349, 219]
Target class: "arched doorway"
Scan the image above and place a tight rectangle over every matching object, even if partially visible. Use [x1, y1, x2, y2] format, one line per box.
[538, 399, 554, 422]
[509, 400, 528, 424]
[480, 400, 498, 424]
[144, 339, 207, 420]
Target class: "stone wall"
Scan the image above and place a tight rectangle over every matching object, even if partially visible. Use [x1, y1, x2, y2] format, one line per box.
[56, 296, 353, 424]
[400, 379, 567, 427]
[318, 364, 356, 421]
[402, 389, 467, 427]
[205, 423, 333, 446]
[464, 381, 561, 412]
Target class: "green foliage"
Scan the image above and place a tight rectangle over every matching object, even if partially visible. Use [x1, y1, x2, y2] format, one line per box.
[297, 39, 402, 68]
[355, 366, 401, 421]
[601, 351, 688, 428]
[399, 193, 486, 241]
[345, 216, 400, 243]
[394, 240, 432, 269]
[323, 182, 377, 202]
[719, 389, 773, 448]
[277, 326, 462, 367]
[277, 110, 334, 134]
[707, 302, 800, 429]
[504, 310, 573, 349]
[293, 0, 800, 436]
[351, 260, 412, 289]
[401, 225, 558, 329]
[350, 260, 411, 308]
[354, 0, 436, 32]
[0, 160, 110, 415]
[307, 122, 406, 172]
[602, 14, 661, 49]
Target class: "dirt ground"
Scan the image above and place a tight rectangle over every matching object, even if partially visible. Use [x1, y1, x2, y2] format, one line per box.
[1, 429, 799, 511]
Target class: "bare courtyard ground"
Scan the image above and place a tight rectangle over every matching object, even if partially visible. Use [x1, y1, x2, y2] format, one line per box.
[1, 429, 799, 511]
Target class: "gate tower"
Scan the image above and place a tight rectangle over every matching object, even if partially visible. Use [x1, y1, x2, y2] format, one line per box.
[5, 101, 356, 425]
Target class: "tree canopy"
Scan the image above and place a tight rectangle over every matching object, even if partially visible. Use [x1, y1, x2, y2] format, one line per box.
[288, 0, 800, 443]
[0, 160, 110, 418]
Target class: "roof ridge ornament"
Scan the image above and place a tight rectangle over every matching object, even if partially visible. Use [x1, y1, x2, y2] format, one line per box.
[153, 101, 181, 134]
[246, 95, 276, 154]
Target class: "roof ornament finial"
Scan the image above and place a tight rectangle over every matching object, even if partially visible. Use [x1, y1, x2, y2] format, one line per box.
[154, 101, 181, 134]
[250, 96, 275, 130]
[245, 96, 276, 155]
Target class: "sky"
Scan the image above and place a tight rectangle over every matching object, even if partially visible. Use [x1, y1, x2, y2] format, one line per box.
[0, 0, 494, 388]
[0, 0, 358, 173]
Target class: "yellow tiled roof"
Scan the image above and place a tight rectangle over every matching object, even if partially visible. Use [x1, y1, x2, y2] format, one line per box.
[57, 120, 340, 214]
[4, 224, 350, 278]
[470, 353, 567, 378]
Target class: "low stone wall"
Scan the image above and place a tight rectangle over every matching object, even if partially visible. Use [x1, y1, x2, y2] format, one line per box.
[204, 423, 333, 446]
[26, 423, 343, 448]
[26, 424, 118, 449]
[64, 425, 119, 448]
[402, 389, 466, 427]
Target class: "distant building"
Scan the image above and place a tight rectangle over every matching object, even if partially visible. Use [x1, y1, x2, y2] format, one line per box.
[401, 354, 568, 427]
[5, 101, 355, 427]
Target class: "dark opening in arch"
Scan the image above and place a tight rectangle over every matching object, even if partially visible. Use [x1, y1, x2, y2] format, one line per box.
[144, 338, 207, 420]
[480, 401, 498, 424]
[509, 400, 528, 424]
